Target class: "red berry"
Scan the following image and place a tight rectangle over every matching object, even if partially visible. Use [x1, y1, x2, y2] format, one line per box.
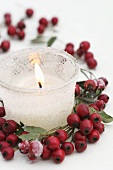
[45, 136, 60, 150]
[39, 18, 48, 27]
[51, 17, 58, 26]
[96, 79, 105, 90]
[17, 30, 25, 40]
[95, 123, 104, 134]
[89, 104, 99, 111]
[2, 120, 17, 134]
[0, 118, 6, 130]
[84, 52, 94, 61]
[84, 80, 96, 91]
[26, 8, 34, 17]
[76, 48, 84, 57]
[61, 142, 74, 155]
[98, 94, 109, 103]
[37, 25, 45, 34]
[0, 107, 6, 117]
[76, 104, 90, 119]
[6, 134, 19, 147]
[4, 13, 11, 19]
[87, 129, 100, 143]
[75, 84, 81, 96]
[52, 148, 65, 163]
[0, 131, 6, 141]
[17, 21, 26, 30]
[87, 58, 97, 69]
[54, 129, 68, 143]
[64, 46, 74, 55]
[80, 41, 90, 52]
[2, 147, 14, 160]
[7, 25, 16, 36]
[95, 100, 105, 111]
[5, 17, 11, 26]
[80, 120, 93, 135]
[67, 113, 80, 128]
[41, 145, 52, 159]
[89, 113, 102, 127]
[75, 140, 87, 152]
[66, 43, 74, 48]
[0, 141, 10, 152]
[99, 77, 108, 86]
[1, 41, 10, 52]
[18, 140, 30, 154]
[73, 130, 86, 142]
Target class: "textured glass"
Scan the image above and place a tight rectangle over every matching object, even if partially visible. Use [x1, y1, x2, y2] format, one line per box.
[0, 47, 79, 129]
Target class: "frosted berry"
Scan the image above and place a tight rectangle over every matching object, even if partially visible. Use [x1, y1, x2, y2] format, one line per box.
[2, 120, 17, 134]
[17, 21, 26, 30]
[76, 104, 90, 119]
[64, 46, 74, 55]
[41, 145, 52, 159]
[28, 153, 37, 163]
[18, 140, 30, 154]
[7, 25, 16, 36]
[89, 104, 99, 111]
[0, 131, 6, 141]
[51, 17, 58, 26]
[66, 43, 74, 48]
[52, 148, 65, 163]
[84, 79, 96, 91]
[87, 129, 100, 143]
[2, 147, 14, 160]
[26, 8, 34, 17]
[0, 107, 6, 117]
[95, 123, 104, 134]
[75, 84, 81, 96]
[1, 41, 10, 52]
[37, 25, 45, 34]
[0, 118, 6, 129]
[54, 129, 68, 143]
[76, 48, 84, 57]
[73, 130, 86, 142]
[87, 58, 97, 69]
[84, 52, 94, 61]
[17, 30, 25, 40]
[96, 78, 105, 90]
[0, 141, 10, 152]
[95, 100, 105, 111]
[28, 140, 43, 157]
[39, 18, 48, 27]
[61, 142, 74, 155]
[67, 113, 80, 128]
[80, 120, 93, 135]
[6, 134, 19, 146]
[75, 140, 87, 152]
[45, 136, 60, 150]
[99, 77, 108, 86]
[89, 113, 102, 127]
[98, 94, 109, 103]
[80, 41, 90, 52]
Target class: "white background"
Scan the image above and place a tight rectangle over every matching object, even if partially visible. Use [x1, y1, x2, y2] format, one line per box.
[0, 0, 113, 170]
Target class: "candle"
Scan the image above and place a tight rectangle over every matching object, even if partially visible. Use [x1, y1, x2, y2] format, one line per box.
[0, 47, 79, 129]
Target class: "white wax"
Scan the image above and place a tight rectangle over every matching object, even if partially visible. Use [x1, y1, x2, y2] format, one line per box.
[9, 72, 64, 89]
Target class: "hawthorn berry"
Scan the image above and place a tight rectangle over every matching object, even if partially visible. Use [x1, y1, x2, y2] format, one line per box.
[64, 46, 74, 55]
[96, 78, 105, 90]
[2, 147, 14, 160]
[87, 58, 97, 69]
[0, 141, 10, 152]
[51, 17, 58, 26]
[76, 104, 90, 119]
[98, 94, 109, 103]
[17, 21, 26, 30]
[45, 136, 60, 150]
[7, 25, 16, 36]
[2, 120, 17, 134]
[73, 130, 86, 142]
[66, 43, 74, 48]
[52, 148, 65, 163]
[1, 41, 10, 52]
[80, 41, 90, 52]
[89, 113, 102, 127]
[67, 113, 80, 128]
[0, 107, 6, 117]
[39, 18, 48, 27]
[18, 140, 30, 154]
[89, 104, 99, 111]
[6, 134, 19, 147]
[84, 52, 94, 61]
[99, 77, 108, 86]
[0, 118, 6, 130]
[54, 129, 68, 143]
[4, 13, 11, 19]
[26, 8, 34, 17]
[75, 84, 81, 96]
[17, 30, 25, 40]
[87, 129, 100, 143]
[80, 120, 93, 135]
[84, 79, 96, 91]
[41, 145, 52, 160]
[95, 100, 105, 111]
[5, 17, 11, 26]
[0, 131, 6, 141]
[95, 123, 104, 134]
[37, 25, 45, 34]
[75, 140, 87, 152]
[61, 142, 74, 155]
[76, 48, 84, 57]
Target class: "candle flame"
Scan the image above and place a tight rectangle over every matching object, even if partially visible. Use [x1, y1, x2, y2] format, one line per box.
[35, 63, 44, 88]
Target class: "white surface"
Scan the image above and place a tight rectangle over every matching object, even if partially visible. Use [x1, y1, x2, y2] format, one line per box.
[0, 0, 113, 170]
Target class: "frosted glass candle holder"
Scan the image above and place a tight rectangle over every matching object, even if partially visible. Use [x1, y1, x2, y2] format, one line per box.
[0, 47, 79, 129]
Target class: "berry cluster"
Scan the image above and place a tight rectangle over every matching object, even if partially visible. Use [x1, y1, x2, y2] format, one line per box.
[0, 106, 18, 160]
[37, 17, 58, 34]
[64, 41, 97, 69]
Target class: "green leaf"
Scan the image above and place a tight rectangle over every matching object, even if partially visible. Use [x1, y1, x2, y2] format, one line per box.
[98, 111, 113, 123]
[19, 134, 38, 141]
[15, 126, 24, 136]
[89, 107, 97, 114]
[76, 81, 85, 89]
[31, 35, 46, 44]
[47, 37, 57, 47]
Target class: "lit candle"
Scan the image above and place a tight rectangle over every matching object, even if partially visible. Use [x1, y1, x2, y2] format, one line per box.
[35, 62, 44, 88]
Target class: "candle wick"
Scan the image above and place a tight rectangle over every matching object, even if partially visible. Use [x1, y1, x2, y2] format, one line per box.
[38, 82, 42, 88]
